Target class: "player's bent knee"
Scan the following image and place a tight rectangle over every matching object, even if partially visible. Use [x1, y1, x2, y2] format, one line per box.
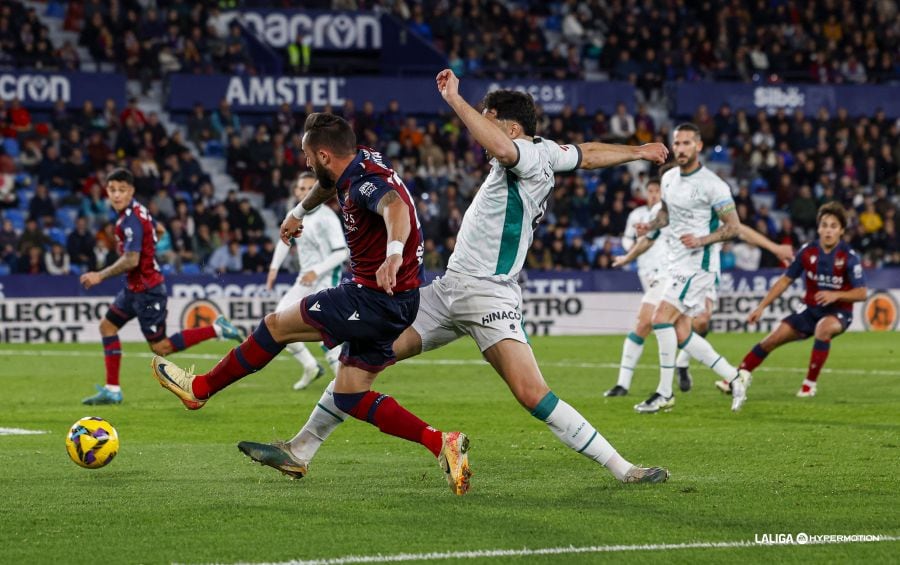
[149, 340, 173, 356]
[99, 319, 118, 336]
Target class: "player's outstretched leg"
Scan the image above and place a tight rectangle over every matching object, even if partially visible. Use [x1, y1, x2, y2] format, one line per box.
[485, 339, 668, 484]
[330, 365, 471, 495]
[151, 314, 298, 409]
[238, 379, 348, 478]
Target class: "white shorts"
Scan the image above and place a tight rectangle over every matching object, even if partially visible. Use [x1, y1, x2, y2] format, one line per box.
[640, 275, 666, 306]
[413, 270, 528, 353]
[662, 270, 718, 317]
[276, 278, 332, 313]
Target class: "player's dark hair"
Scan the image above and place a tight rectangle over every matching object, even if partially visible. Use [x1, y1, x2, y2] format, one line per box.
[106, 168, 134, 186]
[673, 122, 702, 140]
[647, 177, 661, 186]
[482, 90, 537, 136]
[817, 201, 847, 229]
[303, 113, 356, 156]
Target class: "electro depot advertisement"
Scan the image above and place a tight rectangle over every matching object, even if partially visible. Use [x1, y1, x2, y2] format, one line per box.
[0, 272, 896, 344]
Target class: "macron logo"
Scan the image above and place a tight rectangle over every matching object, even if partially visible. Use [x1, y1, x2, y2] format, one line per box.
[309, 302, 322, 312]
[348, 311, 360, 321]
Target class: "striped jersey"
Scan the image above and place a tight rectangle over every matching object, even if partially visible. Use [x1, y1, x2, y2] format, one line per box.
[786, 240, 866, 313]
[660, 164, 734, 274]
[447, 137, 581, 280]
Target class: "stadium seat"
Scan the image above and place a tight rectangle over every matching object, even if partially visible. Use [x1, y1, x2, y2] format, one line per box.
[17, 189, 33, 209]
[565, 227, 584, 245]
[0, 263, 9, 276]
[3, 138, 19, 158]
[161, 263, 175, 275]
[4, 209, 25, 230]
[69, 264, 83, 275]
[45, 1, 66, 18]
[56, 208, 77, 231]
[181, 262, 201, 275]
[48, 227, 67, 245]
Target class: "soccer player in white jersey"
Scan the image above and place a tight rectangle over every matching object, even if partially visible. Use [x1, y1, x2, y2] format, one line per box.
[633, 123, 753, 413]
[608, 178, 793, 399]
[266, 171, 349, 390]
[238, 69, 674, 484]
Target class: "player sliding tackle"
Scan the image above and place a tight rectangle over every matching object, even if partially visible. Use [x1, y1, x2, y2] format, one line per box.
[151, 113, 473, 496]
[237, 69, 672, 486]
[632, 123, 754, 413]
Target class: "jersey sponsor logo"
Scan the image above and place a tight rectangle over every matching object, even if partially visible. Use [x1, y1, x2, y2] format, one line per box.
[805, 271, 844, 288]
[358, 181, 377, 197]
[181, 300, 222, 331]
[348, 310, 360, 321]
[481, 310, 521, 326]
[309, 301, 322, 312]
[863, 291, 898, 331]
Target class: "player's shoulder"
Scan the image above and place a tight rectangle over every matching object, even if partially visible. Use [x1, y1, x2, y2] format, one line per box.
[357, 146, 395, 177]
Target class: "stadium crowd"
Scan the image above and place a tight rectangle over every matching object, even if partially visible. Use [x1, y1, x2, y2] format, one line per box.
[0, 0, 897, 276]
[2, 95, 898, 276]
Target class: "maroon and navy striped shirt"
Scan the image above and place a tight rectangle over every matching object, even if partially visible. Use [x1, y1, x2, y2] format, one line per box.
[785, 240, 865, 313]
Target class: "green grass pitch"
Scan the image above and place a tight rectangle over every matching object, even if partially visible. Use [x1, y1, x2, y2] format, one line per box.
[1, 333, 898, 564]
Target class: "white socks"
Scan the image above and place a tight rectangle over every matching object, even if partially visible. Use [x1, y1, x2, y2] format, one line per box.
[286, 342, 319, 373]
[532, 392, 633, 481]
[675, 349, 691, 369]
[287, 379, 346, 462]
[681, 332, 739, 381]
[616, 332, 645, 390]
[323, 345, 341, 376]
[653, 324, 677, 398]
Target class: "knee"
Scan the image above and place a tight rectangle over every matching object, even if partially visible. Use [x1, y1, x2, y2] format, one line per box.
[692, 315, 710, 335]
[814, 324, 838, 341]
[634, 318, 652, 337]
[99, 319, 118, 337]
[514, 381, 551, 412]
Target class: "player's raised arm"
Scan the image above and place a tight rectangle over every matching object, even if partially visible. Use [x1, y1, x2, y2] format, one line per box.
[436, 69, 519, 166]
[576, 141, 668, 169]
[612, 234, 657, 268]
[375, 190, 411, 295]
[737, 224, 794, 264]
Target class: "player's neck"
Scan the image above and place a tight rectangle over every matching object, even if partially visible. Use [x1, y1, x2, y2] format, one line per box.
[679, 161, 702, 176]
[820, 240, 838, 253]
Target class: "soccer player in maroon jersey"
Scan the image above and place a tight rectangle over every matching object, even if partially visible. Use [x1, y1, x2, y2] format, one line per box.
[150, 114, 472, 495]
[79, 168, 243, 405]
[735, 202, 867, 397]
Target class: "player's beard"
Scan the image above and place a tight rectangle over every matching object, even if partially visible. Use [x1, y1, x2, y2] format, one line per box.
[311, 159, 336, 189]
[677, 151, 697, 169]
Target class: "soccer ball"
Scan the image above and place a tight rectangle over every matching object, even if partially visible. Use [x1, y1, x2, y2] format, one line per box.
[65, 417, 119, 469]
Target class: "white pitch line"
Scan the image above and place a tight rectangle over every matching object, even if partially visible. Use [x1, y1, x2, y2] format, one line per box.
[1, 349, 898, 377]
[205, 536, 900, 565]
[0, 427, 48, 435]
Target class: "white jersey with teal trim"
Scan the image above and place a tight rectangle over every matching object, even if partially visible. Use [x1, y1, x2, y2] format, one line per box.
[447, 137, 581, 280]
[271, 204, 348, 288]
[660, 164, 733, 274]
[624, 203, 669, 282]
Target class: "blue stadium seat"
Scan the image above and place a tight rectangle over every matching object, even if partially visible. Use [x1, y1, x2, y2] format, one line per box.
[56, 208, 76, 231]
[4, 209, 25, 231]
[17, 189, 33, 209]
[3, 138, 19, 158]
[565, 227, 584, 245]
[45, 1, 66, 18]
[175, 191, 194, 208]
[161, 263, 175, 275]
[181, 262, 201, 275]
[48, 227, 67, 245]
[0, 263, 10, 276]
[69, 264, 83, 276]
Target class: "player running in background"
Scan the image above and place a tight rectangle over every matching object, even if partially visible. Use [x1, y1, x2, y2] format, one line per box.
[633, 123, 752, 413]
[266, 171, 348, 390]
[79, 168, 243, 405]
[238, 69, 671, 486]
[607, 177, 793, 399]
[736, 203, 867, 397]
[151, 113, 473, 496]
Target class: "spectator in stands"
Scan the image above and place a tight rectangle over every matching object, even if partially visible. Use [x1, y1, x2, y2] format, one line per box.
[192, 222, 217, 265]
[28, 183, 56, 226]
[206, 238, 242, 274]
[81, 183, 110, 230]
[17, 244, 45, 274]
[17, 218, 49, 254]
[44, 242, 70, 275]
[187, 102, 213, 153]
[241, 241, 268, 273]
[609, 103, 635, 142]
[211, 99, 240, 143]
[859, 198, 884, 234]
[7, 98, 32, 134]
[67, 216, 95, 270]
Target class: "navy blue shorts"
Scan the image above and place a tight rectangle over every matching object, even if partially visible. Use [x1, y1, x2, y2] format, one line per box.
[783, 306, 851, 337]
[300, 282, 419, 372]
[105, 284, 169, 342]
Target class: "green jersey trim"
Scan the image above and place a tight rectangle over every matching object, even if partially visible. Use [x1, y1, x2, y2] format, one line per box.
[494, 171, 524, 275]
